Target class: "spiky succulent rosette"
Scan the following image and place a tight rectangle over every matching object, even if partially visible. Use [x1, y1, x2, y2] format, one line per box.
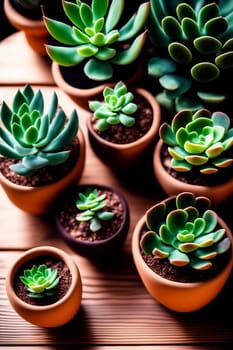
[140, 192, 231, 270]
[147, 0, 233, 112]
[0, 84, 79, 176]
[43, 0, 149, 81]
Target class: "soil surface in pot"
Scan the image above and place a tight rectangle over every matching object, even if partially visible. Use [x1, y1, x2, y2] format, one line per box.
[139, 224, 231, 283]
[57, 188, 124, 242]
[161, 144, 233, 187]
[0, 138, 80, 187]
[90, 92, 153, 144]
[13, 255, 72, 306]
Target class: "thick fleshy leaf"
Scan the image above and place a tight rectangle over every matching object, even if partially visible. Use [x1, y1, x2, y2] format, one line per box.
[148, 57, 177, 78]
[105, 0, 124, 33]
[92, 0, 109, 20]
[168, 43, 192, 64]
[162, 16, 183, 39]
[84, 59, 113, 80]
[168, 249, 190, 266]
[46, 45, 85, 66]
[194, 36, 222, 54]
[63, 1, 85, 29]
[181, 18, 199, 39]
[191, 62, 220, 82]
[43, 17, 80, 45]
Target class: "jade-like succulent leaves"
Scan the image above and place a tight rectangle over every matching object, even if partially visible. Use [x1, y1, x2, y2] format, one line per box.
[88, 81, 137, 131]
[43, 0, 149, 81]
[140, 192, 231, 270]
[20, 264, 59, 298]
[0, 84, 79, 176]
[160, 109, 233, 174]
[76, 187, 115, 232]
[147, 1, 233, 111]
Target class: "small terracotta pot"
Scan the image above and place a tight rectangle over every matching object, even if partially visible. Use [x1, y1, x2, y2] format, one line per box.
[132, 198, 233, 313]
[0, 129, 85, 215]
[51, 60, 144, 111]
[153, 140, 233, 206]
[87, 88, 161, 172]
[6, 245, 82, 327]
[4, 0, 48, 56]
[54, 184, 130, 259]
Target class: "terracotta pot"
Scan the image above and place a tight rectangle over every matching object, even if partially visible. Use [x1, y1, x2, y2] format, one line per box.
[153, 140, 233, 206]
[0, 129, 85, 215]
[6, 245, 82, 327]
[132, 197, 233, 313]
[86, 88, 161, 173]
[54, 184, 130, 259]
[51, 60, 144, 111]
[4, 0, 48, 56]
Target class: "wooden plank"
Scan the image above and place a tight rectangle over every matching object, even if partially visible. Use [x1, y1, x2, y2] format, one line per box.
[0, 32, 54, 85]
[1, 251, 233, 346]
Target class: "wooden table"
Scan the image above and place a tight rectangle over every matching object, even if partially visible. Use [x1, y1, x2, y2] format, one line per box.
[0, 32, 233, 349]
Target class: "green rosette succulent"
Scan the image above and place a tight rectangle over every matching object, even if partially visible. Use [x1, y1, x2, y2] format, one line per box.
[0, 84, 79, 176]
[140, 192, 231, 270]
[147, 0, 233, 112]
[20, 264, 59, 298]
[160, 108, 233, 174]
[76, 187, 115, 231]
[88, 81, 137, 131]
[43, 0, 149, 81]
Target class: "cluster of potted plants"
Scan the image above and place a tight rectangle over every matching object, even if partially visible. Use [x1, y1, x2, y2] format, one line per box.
[2, 0, 233, 326]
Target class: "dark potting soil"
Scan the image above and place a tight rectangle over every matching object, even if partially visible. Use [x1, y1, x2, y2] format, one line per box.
[57, 189, 124, 242]
[13, 255, 72, 306]
[90, 92, 153, 144]
[0, 138, 80, 187]
[140, 225, 231, 283]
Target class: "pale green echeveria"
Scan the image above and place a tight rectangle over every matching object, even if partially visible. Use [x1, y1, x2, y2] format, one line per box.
[20, 264, 59, 298]
[0, 84, 79, 176]
[160, 108, 233, 174]
[76, 187, 115, 232]
[88, 81, 137, 131]
[140, 192, 231, 270]
[43, 0, 149, 81]
[147, 1, 233, 111]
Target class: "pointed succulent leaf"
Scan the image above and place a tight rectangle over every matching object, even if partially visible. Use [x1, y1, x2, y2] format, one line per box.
[63, 1, 85, 29]
[118, 2, 150, 41]
[105, 0, 124, 33]
[80, 3, 93, 27]
[112, 31, 147, 65]
[43, 16, 80, 45]
[10, 162, 35, 176]
[46, 45, 85, 66]
[92, 0, 109, 20]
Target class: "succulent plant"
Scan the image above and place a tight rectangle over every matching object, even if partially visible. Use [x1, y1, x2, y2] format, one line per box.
[20, 264, 59, 298]
[147, 0, 233, 112]
[43, 0, 149, 81]
[88, 81, 137, 131]
[76, 187, 115, 231]
[140, 192, 231, 270]
[0, 84, 79, 176]
[159, 108, 233, 174]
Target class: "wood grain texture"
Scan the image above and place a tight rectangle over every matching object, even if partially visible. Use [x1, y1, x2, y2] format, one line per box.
[0, 35, 233, 349]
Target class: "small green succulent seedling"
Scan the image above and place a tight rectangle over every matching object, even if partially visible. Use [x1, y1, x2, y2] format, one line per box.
[140, 192, 231, 270]
[76, 187, 115, 232]
[159, 108, 233, 174]
[0, 84, 79, 176]
[88, 81, 137, 131]
[147, 1, 233, 112]
[20, 264, 59, 298]
[43, 0, 149, 81]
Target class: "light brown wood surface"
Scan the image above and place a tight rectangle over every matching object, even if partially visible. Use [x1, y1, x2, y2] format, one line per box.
[0, 33, 233, 349]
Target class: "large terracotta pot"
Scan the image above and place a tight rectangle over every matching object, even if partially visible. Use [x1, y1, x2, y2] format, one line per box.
[132, 197, 233, 313]
[54, 184, 130, 259]
[153, 140, 233, 206]
[6, 245, 82, 327]
[4, 0, 48, 56]
[0, 129, 85, 215]
[87, 88, 161, 173]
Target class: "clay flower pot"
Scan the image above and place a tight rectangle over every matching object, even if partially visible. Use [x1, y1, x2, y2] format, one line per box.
[132, 193, 233, 312]
[4, 0, 48, 56]
[54, 184, 130, 259]
[87, 87, 161, 173]
[6, 245, 82, 327]
[0, 128, 85, 215]
[153, 140, 233, 206]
